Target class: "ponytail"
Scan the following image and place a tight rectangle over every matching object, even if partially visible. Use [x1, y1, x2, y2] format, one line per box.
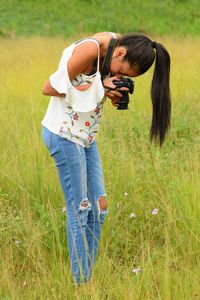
[150, 43, 171, 146]
[118, 33, 171, 146]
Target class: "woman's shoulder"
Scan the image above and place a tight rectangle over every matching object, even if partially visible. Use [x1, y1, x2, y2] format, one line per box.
[88, 32, 121, 57]
[90, 32, 121, 43]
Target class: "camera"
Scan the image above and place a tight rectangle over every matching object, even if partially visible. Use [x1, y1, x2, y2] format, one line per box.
[112, 77, 134, 110]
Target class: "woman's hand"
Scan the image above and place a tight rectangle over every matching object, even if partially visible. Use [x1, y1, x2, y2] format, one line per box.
[103, 76, 129, 107]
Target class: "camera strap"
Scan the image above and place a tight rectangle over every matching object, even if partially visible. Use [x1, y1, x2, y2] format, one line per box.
[100, 38, 117, 81]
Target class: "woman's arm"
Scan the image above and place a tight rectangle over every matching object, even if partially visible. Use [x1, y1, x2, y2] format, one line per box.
[42, 79, 93, 97]
[42, 80, 66, 97]
[42, 41, 99, 97]
[67, 41, 99, 80]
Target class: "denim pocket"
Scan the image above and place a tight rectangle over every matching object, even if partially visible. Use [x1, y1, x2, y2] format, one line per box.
[42, 126, 53, 151]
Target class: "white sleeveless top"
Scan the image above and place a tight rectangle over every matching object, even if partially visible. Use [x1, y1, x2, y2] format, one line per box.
[41, 33, 116, 148]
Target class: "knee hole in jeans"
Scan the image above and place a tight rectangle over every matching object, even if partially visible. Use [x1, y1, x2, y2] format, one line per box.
[79, 199, 92, 211]
[97, 196, 108, 212]
[78, 199, 92, 226]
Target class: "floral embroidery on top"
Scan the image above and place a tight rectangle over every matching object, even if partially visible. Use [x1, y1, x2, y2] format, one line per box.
[58, 70, 106, 147]
[95, 107, 101, 114]
[73, 113, 79, 121]
[80, 106, 102, 142]
[59, 98, 105, 148]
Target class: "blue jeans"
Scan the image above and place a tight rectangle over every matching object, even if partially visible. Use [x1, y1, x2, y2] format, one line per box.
[42, 126, 108, 284]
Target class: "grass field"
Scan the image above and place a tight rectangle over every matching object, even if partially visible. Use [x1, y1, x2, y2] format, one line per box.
[0, 0, 200, 37]
[0, 36, 200, 299]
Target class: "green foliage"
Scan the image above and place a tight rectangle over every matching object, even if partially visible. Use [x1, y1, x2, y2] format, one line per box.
[0, 0, 200, 37]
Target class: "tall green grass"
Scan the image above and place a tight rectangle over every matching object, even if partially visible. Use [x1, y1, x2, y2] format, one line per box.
[0, 0, 200, 37]
[0, 36, 200, 299]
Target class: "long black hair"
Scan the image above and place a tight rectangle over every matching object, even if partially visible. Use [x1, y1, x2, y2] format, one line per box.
[117, 33, 171, 146]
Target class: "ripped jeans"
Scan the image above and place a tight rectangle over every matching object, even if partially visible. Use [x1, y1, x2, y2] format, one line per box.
[42, 126, 108, 284]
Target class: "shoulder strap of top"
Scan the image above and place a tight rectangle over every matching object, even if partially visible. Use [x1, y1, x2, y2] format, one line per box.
[107, 32, 117, 38]
[75, 38, 100, 71]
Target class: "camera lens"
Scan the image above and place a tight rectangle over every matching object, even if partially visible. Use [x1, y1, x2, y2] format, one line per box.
[117, 103, 128, 110]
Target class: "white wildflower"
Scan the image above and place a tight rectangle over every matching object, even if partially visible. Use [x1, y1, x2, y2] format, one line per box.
[62, 207, 66, 213]
[132, 267, 141, 275]
[15, 240, 22, 245]
[152, 208, 159, 215]
[124, 192, 128, 196]
[129, 212, 136, 219]
[23, 280, 27, 287]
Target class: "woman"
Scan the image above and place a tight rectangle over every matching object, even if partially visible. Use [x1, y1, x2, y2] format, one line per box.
[41, 32, 171, 285]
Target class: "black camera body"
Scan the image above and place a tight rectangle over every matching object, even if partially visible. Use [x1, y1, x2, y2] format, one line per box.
[112, 78, 134, 110]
